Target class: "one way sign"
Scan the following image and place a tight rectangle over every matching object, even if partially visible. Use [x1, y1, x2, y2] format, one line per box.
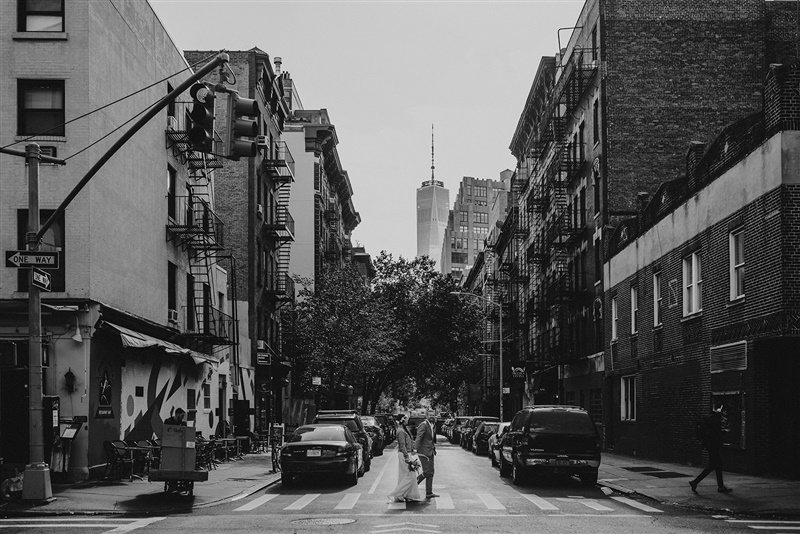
[5, 250, 59, 269]
[32, 268, 51, 291]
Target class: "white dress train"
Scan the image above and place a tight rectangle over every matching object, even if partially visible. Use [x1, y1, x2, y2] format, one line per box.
[387, 452, 421, 502]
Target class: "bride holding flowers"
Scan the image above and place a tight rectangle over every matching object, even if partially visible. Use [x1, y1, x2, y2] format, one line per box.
[387, 414, 422, 502]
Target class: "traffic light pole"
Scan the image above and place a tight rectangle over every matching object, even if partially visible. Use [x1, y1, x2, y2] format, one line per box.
[36, 52, 230, 242]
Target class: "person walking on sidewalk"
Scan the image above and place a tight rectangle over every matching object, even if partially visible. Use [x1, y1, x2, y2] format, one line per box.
[414, 413, 439, 499]
[690, 404, 732, 494]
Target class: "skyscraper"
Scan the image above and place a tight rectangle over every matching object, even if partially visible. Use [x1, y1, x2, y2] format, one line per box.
[416, 126, 449, 261]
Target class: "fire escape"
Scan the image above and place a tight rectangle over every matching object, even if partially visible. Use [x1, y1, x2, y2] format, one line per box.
[262, 140, 296, 306]
[165, 104, 237, 355]
[529, 48, 597, 368]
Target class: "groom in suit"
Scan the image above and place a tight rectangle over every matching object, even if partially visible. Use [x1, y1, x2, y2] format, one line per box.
[414, 413, 439, 498]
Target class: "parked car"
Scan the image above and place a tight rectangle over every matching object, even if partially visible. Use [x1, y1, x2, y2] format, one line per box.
[374, 414, 395, 443]
[441, 418, 455, 440]
[435, 412, 452, 433]
[279, 424, 365, 486]
[449, 416, 475, 444]
[488, 422, 511, 466]
[498, 406, 601, 486]
[471, 421, 500, 455]
[313, 410, 372, 472]
[360, 416, 385, 456]
[460, 416, 499, 450]
[406, 415, 427, 438]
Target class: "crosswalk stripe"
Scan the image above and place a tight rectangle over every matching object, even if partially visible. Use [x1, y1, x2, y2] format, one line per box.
[557, 497, 613, 511]
[436, 492, 454, 509]
[335, 493, 361, 509]
[233, 493, 278, 511]
[610, 496, 663, 513]
[478, 493, 505, 510]
[522, 493, 559, 511]
[285, 493, 320, 510]
[747, 527, 800, 531]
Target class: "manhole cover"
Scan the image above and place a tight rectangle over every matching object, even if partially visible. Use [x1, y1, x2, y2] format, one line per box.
[291, 518, 357, 526]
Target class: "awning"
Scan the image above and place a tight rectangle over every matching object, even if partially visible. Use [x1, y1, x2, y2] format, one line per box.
[103, 321, 218, 366]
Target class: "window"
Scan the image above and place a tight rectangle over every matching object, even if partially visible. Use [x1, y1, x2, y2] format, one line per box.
[591, 25, 598, 61]
[594, 237, 601, 281]
[167, 166, 177, 220]
[729, 227, 745, 300]
[459, 225, 469, 233]
[579, 122, 585, 162]
[475, 186, 487, 197]
[593, 100, 600, 146]
[475, 212, 488, 224]
[653, 271, 663, 327]
[168, 262, 177, 312]
[611, 295, 618, 341]
[683, 251, 703, 316]
[460, 211, 469, 223]
[630, 286, 638, 334]
[18, 0, 64, 32]
[465, 185, 472, 196]
[203, 383, 211, 411]
[18, 79, 65, 136]
[621, 375, 636, 421]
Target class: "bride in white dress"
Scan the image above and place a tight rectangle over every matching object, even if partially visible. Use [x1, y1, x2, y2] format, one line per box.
[387, 414, 421, 502]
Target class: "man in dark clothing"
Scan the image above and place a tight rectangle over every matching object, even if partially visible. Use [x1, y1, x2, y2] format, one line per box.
[164, 407, 187, 426]
[690, 405, 732, 493]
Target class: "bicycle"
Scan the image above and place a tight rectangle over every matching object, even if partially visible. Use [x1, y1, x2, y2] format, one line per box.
[270, 438, 281, 473]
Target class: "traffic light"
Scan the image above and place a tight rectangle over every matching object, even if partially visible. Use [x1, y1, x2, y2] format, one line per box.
[224, 91, 260, 160]
[187, 82, 216, 153]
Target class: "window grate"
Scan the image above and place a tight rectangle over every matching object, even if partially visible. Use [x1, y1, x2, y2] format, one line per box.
[710, 341, 747, 373]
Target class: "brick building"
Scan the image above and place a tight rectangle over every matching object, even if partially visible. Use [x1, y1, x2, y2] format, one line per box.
[183, 48, 296, 434]
[506, 0, 799, 437]
[605, 62, 800, 478]
[0, 1, 237, 480]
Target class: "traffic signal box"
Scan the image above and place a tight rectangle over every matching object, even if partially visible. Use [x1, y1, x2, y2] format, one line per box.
[187, 83, 216, 153]
[224, 91, 259, 160]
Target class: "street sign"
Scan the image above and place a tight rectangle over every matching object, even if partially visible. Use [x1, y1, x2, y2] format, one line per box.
[5, 250, 59, 269]
[31, 268, 51, 291]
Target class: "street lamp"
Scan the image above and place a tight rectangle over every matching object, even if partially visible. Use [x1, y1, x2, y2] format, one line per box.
[451, 291, 503, 420]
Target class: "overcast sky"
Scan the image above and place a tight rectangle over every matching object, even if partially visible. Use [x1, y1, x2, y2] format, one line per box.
[149, 0, 585, 261]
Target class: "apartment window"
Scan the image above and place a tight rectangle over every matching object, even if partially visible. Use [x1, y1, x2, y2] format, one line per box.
[459, 225, 469, 233]
[167, 166, 177, 220]
[593, 100, 600, 145]
[18, 79, 65, 136]
[465, 185, 472, 196]
[683, 251, 703, 316]
[630, 286, 638, 334]
[621, 375, 636, 421]
[579, 122, 585, 162]
[450, 237, 456, 249]
[168, 262, 177, 312]
[653, 271, 663, 327]
[594, 237, 602, 281]
[475, 186, 487, 197]
[591, 25, 598, 61]
[611, 295, 618, 341]
[475, 212, 488, 224]
[18, 0, 64, 32]
[729, 227, 745, 300]
[460, 211, 469, 223]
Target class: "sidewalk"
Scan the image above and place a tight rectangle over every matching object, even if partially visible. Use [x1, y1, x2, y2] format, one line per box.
[0, 452, 282, 516]
[598, 451, 800, 517]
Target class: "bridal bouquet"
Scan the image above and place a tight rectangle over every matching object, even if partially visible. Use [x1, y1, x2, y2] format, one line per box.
[407, 453, 421, 473]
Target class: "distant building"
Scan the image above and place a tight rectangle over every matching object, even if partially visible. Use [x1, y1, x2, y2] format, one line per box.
[417, 179, 449, 263]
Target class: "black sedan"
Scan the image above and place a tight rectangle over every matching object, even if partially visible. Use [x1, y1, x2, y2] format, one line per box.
[471, 421, 500, 455]
[279, 424, 365, 486]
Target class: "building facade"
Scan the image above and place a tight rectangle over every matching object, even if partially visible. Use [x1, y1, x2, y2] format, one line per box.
[604, 62, 800, 478]
[416, 178, 449, 263]
[0, 1, 239, 481]
[183, 48, 295, 435]
[507, 0, 799, 441]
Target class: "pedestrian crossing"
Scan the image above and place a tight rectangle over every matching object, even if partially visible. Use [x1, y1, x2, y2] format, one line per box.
[718, 517, 800, 531]
[0, 517, 164, 533]
[232, 490, 664, 515]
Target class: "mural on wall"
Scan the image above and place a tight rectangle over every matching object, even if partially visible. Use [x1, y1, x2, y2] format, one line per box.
[119, 350, 214, 441]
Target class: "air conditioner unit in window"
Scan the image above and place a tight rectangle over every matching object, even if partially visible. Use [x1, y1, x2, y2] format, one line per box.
[257, 204, 264, 218]
[166, 116, 178, 130]
[255, 135, 268, 147]
[168, 308, 179, 324]
[257, 340, 268, 351]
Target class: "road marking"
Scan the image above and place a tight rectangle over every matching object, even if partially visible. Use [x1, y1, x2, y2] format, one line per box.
[0, 518, 164, 533]
[335, 492, 361, 509]
[370, 450, 396, 494]
[478, 493, 505, 510]
[746, 527, 800, 531]
[233, 493, 277, 511]
[610, 496, 663, 513]
[284, 493, 320, 510]
[522, 493, 559, 511]
[557, 497, 613, 511]
[435, 492, 454, 509]
[103, 518, 166, 533]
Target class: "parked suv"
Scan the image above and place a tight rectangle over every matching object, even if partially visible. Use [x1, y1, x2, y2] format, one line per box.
[313, 410, 372, 471]
[498, 406, 600, 486]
